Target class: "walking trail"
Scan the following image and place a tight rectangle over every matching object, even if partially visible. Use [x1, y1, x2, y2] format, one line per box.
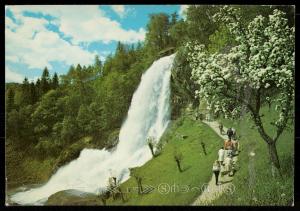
[192, 120, 238, 206]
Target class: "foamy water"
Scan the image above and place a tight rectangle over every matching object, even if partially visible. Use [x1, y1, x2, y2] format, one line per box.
[10, 53, 176, 205]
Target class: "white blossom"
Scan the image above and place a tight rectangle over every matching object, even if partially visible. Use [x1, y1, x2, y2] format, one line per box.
[186, 6, 294, 122]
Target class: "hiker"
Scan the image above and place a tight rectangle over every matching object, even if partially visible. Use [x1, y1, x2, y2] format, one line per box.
[224, 139, 233, 157]
[232, 127, 236, 140]
[226, 127, 233, 140]
[218, 147, 225, 165]
[212, 160, 221, 185]
[218, 123, 224, 135]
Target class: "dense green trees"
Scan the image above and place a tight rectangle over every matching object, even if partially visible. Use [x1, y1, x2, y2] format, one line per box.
[145, 13, 171, 57]
[6, 88, 15, 112]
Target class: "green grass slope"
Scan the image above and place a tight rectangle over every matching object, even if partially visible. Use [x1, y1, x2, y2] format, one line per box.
[107, 115, 223, 205]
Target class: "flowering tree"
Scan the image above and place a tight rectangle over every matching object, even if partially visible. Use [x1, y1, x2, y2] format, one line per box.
[187, 6, 294, 173]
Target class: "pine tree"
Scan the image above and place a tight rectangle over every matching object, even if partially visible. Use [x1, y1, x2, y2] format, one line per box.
[52, 72, 59, 89]
[36, 78, 42, 99]
[170, 12, 178, 26]
[21, 77, 31, 106]
[41, 67, 50, 95]
[29, 82, 37, 104]
[94, 55, 102, 76]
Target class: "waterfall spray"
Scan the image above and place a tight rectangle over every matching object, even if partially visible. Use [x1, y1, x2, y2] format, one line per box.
[11, 53, 176, 205]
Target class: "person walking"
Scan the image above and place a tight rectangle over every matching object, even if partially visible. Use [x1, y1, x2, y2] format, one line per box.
[218, 147, 225, 165]
[232, 127, 236, 140]
[212, 160, 221, 185]
[224, 139, 233, 157]
[226, 127, 233, 140]
[218, 123, 224, 135]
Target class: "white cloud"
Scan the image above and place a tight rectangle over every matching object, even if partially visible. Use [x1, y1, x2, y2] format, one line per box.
[5, 11, 98, 69]
[5, 5, 146, 73]
[111, 5, 126, 18]
[5, 66, 24, 83]
[5, 15, 96, 69]
[7, 5, 145, 44]
[179, 5, 189, 19]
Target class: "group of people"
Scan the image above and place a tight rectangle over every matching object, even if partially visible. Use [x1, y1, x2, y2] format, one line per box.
[219, 124, 237, 140]
[212, 126, 240, 186]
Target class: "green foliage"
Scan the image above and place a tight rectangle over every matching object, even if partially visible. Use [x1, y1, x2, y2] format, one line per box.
[208, 25, 237, 54]
[7, 105, 35, 145]
[145, 13, 173, 58]
[170, 47, 198, 119]
[51, 72, 59, 90]
[185, 5, 220, 46]
[169, 20, 188, 48]
[41, 67, 51, 95]
[94, 55, 103, 76]
[34, 139, 61, 158]
[6, 88, 15, 112]
[32, 90, 64, 139]
[61, 116, 79, 144]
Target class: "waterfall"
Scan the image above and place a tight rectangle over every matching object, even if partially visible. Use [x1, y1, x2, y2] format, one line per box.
[10, 53, 176, 205]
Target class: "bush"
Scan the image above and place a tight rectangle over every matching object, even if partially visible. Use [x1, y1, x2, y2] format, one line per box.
[34, 139, 61, 158]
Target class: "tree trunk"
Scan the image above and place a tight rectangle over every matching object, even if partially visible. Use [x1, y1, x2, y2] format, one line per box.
[268, 142, 282, 178]
[251, 113, 282, 174]
[176, 160, 182, 172]
[139, 180, 143, 193]
[148, 144, 155, 157]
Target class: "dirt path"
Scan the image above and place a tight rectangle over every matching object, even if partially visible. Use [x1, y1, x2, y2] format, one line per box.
[192, 120, 238, 206]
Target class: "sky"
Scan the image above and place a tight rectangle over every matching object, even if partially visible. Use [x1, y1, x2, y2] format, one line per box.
[5, 5, 189, 83]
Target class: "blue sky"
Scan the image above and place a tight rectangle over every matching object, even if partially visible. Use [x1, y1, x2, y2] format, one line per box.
[5, 5, 188, 83]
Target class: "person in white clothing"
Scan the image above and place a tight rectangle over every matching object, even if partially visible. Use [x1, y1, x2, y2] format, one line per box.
[218, 147, 225, 165]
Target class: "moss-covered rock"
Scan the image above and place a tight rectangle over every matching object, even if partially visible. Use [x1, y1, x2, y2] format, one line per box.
[105, 129, 120, 150]
[46, 189, 102, 205]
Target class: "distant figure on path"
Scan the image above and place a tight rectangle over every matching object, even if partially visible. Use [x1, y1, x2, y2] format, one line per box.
[218, 123, 224, 135]
[226, 127, 233, 140]
[212, 160, 221, 185]
[218, 147, 225, 165]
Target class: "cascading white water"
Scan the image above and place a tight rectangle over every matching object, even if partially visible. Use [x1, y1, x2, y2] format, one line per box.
[10, 53, 176, 205]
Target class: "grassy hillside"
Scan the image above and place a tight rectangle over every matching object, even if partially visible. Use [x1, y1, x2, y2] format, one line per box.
[105, 114, 223, 205]
[211, 105, 294, 205]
